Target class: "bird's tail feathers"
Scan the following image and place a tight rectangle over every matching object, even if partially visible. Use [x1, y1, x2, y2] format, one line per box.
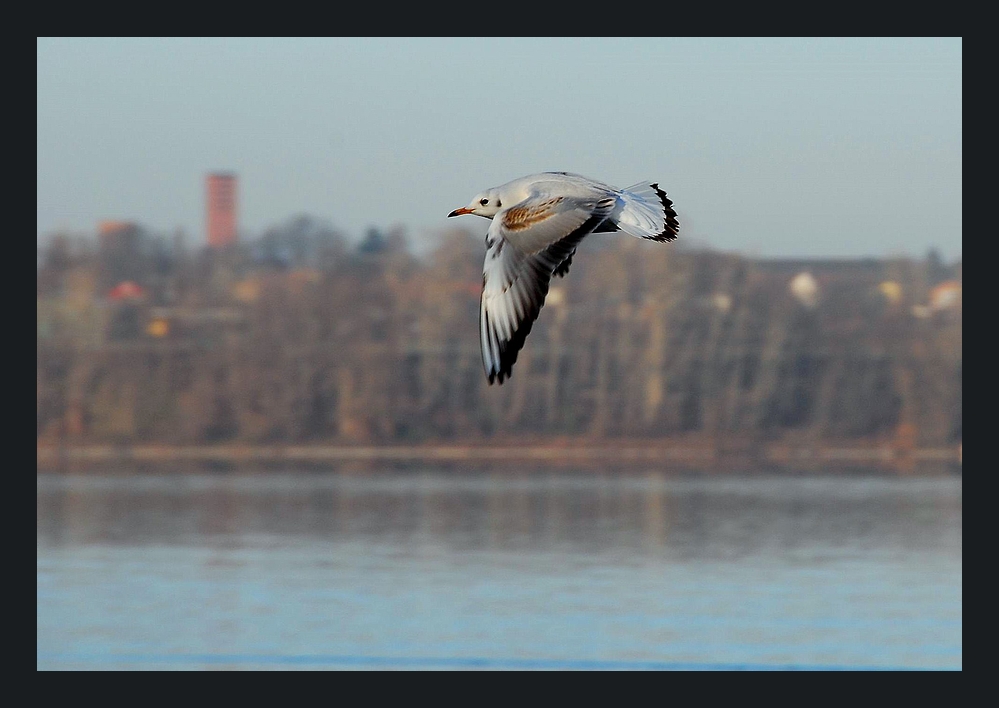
[615, 182, 679, 242]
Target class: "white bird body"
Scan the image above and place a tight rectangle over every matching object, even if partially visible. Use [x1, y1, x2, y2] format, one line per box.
[448, 172, 679, 384]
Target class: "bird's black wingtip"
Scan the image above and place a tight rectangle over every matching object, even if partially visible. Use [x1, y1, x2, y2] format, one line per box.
[650, 183, 679, 242]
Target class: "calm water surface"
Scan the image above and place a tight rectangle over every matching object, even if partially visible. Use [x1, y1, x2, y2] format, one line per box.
[37, 469, 962, 670]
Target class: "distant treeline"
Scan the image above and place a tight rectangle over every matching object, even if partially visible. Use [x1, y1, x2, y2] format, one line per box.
[37, 217, 961, 448]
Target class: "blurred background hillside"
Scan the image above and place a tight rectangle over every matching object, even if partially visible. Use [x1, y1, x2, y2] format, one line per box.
[36, 182, 962, 461]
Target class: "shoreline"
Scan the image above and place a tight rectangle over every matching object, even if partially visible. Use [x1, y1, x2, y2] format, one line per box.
[36, 442, 962, 473]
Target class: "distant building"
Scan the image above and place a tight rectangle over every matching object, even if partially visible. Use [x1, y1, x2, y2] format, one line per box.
[206, 173, 238, 248]
[96, 220, 147, 290]
[789, 271, 819, 308]
[98, 220, 139, 249]
[878, 280, 903, 305]
[99, 220, 135, 234]
[711, 292, 733, 313]
[108, 280, 146, 301]
[929, 280, 962, 311]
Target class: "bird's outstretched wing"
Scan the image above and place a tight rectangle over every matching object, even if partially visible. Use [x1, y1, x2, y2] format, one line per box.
[479, 193, 614, 384]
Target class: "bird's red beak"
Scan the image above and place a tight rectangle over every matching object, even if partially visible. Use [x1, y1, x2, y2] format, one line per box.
[448, 207, 473, 217]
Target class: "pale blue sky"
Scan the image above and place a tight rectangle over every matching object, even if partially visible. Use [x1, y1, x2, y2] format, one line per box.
[37, 37, 962, 260]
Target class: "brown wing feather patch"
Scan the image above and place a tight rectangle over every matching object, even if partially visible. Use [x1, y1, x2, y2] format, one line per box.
[502, 197, 564, 231]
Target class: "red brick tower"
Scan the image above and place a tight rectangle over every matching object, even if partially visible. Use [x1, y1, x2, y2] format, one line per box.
[206, 173, 237, 248]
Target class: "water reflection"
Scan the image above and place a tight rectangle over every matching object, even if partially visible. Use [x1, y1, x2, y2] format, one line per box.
[37, 470, 962, 559]
[37, 469, 962, 670]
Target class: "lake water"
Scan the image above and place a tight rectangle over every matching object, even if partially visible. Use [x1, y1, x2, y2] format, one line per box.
[37, 469, 962, 670]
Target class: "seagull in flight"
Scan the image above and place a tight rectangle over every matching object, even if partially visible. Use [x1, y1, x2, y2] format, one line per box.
[448, 172, 679, 385]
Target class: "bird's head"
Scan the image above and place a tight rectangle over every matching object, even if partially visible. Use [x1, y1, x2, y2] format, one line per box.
[448, 189, 503, 219]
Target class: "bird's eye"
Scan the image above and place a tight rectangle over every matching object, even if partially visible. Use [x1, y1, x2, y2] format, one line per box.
[480, 198, 489, 206]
